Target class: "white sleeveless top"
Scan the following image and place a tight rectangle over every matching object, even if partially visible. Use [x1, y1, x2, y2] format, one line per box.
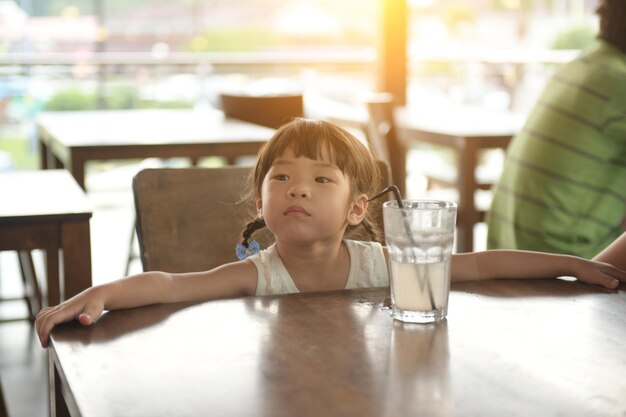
[249, 240, 389, 296]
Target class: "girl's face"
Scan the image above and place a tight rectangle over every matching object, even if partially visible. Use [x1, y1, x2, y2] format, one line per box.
[257, 148, 367, 245]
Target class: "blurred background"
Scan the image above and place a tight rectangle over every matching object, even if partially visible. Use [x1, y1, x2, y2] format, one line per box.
[0, 0, 600, 171]
[0, 2, 605, 415]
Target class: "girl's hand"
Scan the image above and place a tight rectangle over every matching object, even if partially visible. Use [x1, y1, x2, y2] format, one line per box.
[35, 287, 106, 348]
[571, 258, 626, 289]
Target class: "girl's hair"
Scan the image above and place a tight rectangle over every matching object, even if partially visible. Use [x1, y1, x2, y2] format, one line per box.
[241, 118, 384, 246]
[597, 0, 626, 53]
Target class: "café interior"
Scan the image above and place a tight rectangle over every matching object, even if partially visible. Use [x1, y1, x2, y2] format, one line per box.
[1, 1, 624, 416]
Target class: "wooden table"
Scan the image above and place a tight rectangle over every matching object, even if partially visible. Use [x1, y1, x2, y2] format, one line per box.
[0, 170, 92, 307]
[395, 107, 524, 252]
[37, 109, 276, 189]
[48, 280, 626, 417]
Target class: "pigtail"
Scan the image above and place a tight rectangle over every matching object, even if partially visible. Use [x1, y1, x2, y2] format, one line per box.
[346, 215, 384, 244]
[361, 218, 384, 243]
[235, 217, 266, 260]
[241, 217, 266, 247]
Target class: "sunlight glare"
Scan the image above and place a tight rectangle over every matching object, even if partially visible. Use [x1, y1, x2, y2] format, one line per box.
[409, 0, 437, 8]
[273, 1, 341, 36]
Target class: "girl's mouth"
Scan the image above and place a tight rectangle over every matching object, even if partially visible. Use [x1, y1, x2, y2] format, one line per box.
[284, 206, 310, 216]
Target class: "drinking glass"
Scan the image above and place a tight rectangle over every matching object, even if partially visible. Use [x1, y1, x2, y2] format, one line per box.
[383, 200, 457, 323]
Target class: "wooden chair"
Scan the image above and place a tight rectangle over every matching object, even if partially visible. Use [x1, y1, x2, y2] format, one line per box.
[132, 162, 391, 273]
[133, 166, 273, 273]
[0, 152, 42, 321]
[219, 93, 304, 129]
[365, 93, 408, 197]
[0, 251, 42, 322]
[16, 251, 41, 320]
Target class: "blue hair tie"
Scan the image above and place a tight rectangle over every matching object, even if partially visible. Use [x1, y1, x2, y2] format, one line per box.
[236, 240, 261, 260]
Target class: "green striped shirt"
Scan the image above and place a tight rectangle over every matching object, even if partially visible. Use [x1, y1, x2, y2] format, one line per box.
[487, 40, 626, 258]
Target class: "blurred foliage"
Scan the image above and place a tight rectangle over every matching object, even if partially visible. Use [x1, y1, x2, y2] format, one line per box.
[490, 0, 555, 11]
[0, 138, 38, 169]
[419, 61, 456, 76]
[44, 86, 192, 111]
[186, 27, 280, 52]
[550, 24, 596, 50]
[44, 88, 98, 111]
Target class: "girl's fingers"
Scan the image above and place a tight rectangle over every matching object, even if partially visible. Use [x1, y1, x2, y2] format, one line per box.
[608, 266, 626, 283]
[597, 263, 626, 285]
[78, 313, 93, 326]
[578, 273, 617, 289]
[78, 304, 104, 326]
[598, 275, 619, 289]
[35, 307, 63, 347]
[580, 262, 626, 289]
[35, 301, 101, 348]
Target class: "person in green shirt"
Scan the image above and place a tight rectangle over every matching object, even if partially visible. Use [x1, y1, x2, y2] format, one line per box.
[487, 0, 626, 258]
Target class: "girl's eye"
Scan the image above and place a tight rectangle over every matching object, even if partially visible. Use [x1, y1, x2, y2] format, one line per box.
[274, 174, 289, 181]
[315, 177, 331, 184]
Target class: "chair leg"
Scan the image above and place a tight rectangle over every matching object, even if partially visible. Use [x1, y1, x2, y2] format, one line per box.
[124, 217, 137, 276]
[17, 251, 42, 320]
[0, 375, 9, 417]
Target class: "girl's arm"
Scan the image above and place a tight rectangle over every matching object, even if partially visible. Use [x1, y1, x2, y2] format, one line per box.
[35, 260, 258, 347]
[593, 232, 626, 270]
[451, 250, 626, 288]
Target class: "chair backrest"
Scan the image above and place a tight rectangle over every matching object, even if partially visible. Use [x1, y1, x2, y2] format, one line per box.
[133, 167, 274, 273]
[133, 161, 391, 273]
[219, 94, 304, 129]
[365, 93, 408, 196]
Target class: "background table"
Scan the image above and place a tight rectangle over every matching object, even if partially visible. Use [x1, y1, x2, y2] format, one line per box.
[49, 280, 625, 417]
[37, 108, 276, 189]
[395, 107, 524, 252]
[324, 104, 524, 252]
[0, 170, 92, 307]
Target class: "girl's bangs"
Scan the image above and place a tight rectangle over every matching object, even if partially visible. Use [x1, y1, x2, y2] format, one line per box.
[254, 119, 371, 193]
[271, 122, 354, 174]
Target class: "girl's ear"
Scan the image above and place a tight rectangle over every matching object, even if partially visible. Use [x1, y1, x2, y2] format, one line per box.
[254, 192, 263, 213]
[346, 194, 368, 226]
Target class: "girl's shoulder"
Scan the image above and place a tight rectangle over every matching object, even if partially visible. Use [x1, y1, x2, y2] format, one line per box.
[208, 258, 259, 291]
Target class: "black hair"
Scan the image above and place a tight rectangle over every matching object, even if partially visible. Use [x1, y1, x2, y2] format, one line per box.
[240, 118, 384, 248]
[597, 0, 626, 53]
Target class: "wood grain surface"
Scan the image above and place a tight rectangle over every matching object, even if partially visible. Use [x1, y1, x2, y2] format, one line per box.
[50, 279, 626, 417]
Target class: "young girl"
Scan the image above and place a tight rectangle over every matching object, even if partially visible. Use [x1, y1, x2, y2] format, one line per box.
[35, 118, 626, 347]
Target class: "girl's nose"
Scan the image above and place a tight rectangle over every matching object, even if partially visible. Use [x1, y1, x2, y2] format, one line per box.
[288, 183, 311, 198]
